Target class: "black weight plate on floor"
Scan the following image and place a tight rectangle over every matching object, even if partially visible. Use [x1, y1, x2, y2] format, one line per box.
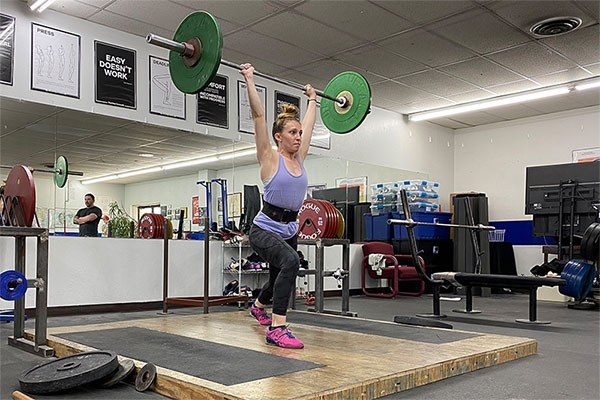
[135, 363, 156, 392]
[580, 222, 596, 260]
[19, 351, 118, 394]
[393, 316, 453, 329]
[99, 359, 135, 388]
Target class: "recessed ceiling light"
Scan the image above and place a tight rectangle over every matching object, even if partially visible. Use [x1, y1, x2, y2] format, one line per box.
[138, 153, 155, 158]
[530, 16, 582, 37]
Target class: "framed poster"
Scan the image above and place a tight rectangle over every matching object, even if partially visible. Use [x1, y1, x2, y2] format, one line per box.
[192, 196, 199, 224]
[274, 90, 300, 116]
[310, 102, 331, 150]
[0, 14, 15, 85]
[95, 41, 136, 108]
[572, 147, 600, 163]
[31, 23, 80, 98]
[197, 74, 228, 128]
[238, 80, 266, 134]
[335, 176, 368, 202]
[149, 56, 185, 119]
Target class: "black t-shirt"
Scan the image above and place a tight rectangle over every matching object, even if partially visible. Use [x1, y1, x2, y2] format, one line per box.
[76, 206, 102, 237]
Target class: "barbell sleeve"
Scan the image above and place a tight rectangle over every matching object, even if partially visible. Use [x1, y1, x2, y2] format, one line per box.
[146, 33, 347, 106]
[388, 219, 496, 231]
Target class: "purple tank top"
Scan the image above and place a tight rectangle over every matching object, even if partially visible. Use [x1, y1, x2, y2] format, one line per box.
[253, 154, 308, 239]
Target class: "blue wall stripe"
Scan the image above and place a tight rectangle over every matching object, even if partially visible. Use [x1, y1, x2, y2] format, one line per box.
[490, 220, 556, 246]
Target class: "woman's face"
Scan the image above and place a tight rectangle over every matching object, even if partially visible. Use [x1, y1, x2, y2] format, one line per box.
[276, 120, 303, 152]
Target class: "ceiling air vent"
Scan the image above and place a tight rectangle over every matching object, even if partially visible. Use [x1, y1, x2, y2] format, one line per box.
[530, 16, 582, 37]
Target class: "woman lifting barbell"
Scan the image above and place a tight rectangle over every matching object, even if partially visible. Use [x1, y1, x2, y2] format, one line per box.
[240, 63, 316, 349]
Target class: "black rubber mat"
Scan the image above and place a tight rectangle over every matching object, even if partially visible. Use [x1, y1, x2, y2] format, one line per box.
[287, 311, 478, 343]
[57, 327, 322, 386]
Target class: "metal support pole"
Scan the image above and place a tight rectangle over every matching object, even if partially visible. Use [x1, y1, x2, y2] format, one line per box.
[341, 242, 350, 314]
[466, 286, 473, 312]
[314, 241, 324, 313]
[13, 237, 26, 340]
[203, 216, 210, 314]
[35, 232, 49, 348]
[162, 218, 169, 314]
[146, 34, 347, 106]
[529, 287, 537, 322]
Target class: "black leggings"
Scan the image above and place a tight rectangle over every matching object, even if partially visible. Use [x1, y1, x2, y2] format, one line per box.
[248, 224, 299, 316]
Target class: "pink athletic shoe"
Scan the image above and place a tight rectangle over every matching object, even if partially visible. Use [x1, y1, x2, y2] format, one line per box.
[265, 325, 304, 349]
[250, 305, 272, 326]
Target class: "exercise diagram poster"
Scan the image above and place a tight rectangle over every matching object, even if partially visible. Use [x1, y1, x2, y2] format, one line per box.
[238, 81, 266, 134]
[197, 74, 228, 128]
[149, 56, 185, 119]
[0, 14, 15, 85]
[31, 23, 80, 98]
[95, 41, 136, 108]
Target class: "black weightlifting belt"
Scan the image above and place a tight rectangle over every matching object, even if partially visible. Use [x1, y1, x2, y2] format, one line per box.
[262, 201, 298, 223]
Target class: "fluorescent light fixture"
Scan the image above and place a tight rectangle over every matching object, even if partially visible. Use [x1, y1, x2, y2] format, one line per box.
[118, 166, 162, 178]
[218, 149, 256, 160]
[162, 156, 219, 170]
[29, 0, 55, 12]
[575, 80, 600, 91]
[408, 87, 570, 121]
[82, 175, 118, 185]
[138, 153, 155, 158]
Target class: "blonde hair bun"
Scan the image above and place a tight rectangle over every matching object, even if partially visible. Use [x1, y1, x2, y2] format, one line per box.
[277, 103, 300, 120]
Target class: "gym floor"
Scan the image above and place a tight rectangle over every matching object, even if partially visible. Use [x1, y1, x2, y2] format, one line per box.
[1, 294, 598, 400]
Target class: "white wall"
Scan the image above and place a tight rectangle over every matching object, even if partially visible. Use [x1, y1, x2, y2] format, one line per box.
[454, 106, 600, 301]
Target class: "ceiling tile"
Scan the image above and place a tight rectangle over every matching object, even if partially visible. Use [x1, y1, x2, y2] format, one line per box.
[486, 79, 541, 95]
[225, 30, 322, 69]
[527, 93, 591, 114]
[542, 25, 600, 66]
[251, 12, 366, 55]
[279, 69, 328, 89]
[487, 42, 578, 77]
[377, 29, 475, 67]
[295, 0, 414, 42]
[88, 10, 172, 38]
[371, 81, 434, 105]
[76, 0, 114, 8]
[449, 111, 506, 126]
[372, 1, 475, 24]
[533, 67, 594, 86]
[105, 0, 196, 31]
[50, 0, 100, 18]
[296, 59, 381, 87]
[220, 47, 290, 76]
[428, 118, 472, 129]
[445, 90, 495, 104]
[0, 97, 59, 116]
[397, 70, 480, 97]
[401, 98, 455, 113]
[0, 110, 44, 134]
[170, 0, 283, 25]
[484, 104, 541, 120]
[430, 8, 531, 54]
[573, 0, 600, 21]
[487, 1, 597, 33]
[583, 63, 600, 75]
[440, 57, 523, 87]
[336, 45, 426, 79]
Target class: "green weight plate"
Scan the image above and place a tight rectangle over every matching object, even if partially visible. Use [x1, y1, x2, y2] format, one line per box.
[169, 11, 223, 94]
[54, 155, 69, 188]
[320, 71, 371, 134]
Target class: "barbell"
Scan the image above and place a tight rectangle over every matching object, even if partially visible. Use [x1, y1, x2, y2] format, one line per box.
[387, 218, 496, 231]
[146, 11, 372, 134]
[0, 155, 82, 188]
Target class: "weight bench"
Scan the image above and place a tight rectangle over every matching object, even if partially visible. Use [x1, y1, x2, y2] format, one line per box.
[432, 272, 565, 324]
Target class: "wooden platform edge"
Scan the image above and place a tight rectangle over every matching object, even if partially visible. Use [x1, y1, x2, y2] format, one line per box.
[298, 340, 538, 400]
[24, 332, 537, 400]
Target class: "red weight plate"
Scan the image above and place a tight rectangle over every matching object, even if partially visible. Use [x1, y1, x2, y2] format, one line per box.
[4, 165, 36, 227]
[321, 200, 335, 238]
[138, 214, 157, 239]
[314, 200, 331, 238]
[336, 208, 346, 239]
[298, 199, 329, 240]
[155, 214, 165, 239]
[323, 200, 338, 238]
[329, 203, 340, 239]
[153, 214, 163, 239]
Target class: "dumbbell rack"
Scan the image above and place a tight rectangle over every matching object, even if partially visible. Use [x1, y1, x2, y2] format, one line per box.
[0, 226, 54, 357]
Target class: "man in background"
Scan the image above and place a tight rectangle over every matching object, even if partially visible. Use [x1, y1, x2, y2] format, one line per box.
[74, 193, 102, 237]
